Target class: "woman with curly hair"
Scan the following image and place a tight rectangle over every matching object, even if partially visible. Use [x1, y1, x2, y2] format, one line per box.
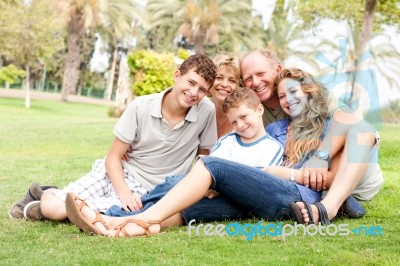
[66, 68, 382, 237]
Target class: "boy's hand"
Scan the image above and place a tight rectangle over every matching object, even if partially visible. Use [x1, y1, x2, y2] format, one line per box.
[121, 146, 132, 162]
[204, 189, 220, 199]
[120, 192, 143, 211]
[121, 153, 130, 162]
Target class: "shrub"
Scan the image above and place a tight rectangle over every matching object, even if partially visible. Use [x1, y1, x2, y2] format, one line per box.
[0, 64, 25, 85]
[107, 106, 126, 118]
[127, 50, 175, 96]
[177, 48, 190, 60]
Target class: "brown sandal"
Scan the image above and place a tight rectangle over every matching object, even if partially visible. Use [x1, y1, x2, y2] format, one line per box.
[112, 219, 161, 238]
[65, 193, 110, 235]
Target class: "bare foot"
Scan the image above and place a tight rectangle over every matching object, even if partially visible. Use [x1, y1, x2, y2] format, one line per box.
[295, 201, 337, 224]
[106, 218, 161, 238]
[75, 198, 112, 235]
[295, 202, 319, 224]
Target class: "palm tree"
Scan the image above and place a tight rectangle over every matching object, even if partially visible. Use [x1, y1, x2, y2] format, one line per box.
[100, 0, 145, 101]
[326, 27, 400, 106]
[54, 0, 107, 102]
[265, 0, 338, 71]
[146, 0, 264, 54]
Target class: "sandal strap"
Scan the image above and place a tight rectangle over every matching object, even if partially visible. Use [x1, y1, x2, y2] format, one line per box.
[76, 200, 86, 211]
[315, 202, 331, 225]
[92, 212, 110, 230]
[73, 194, 110, 230]
[114, 219, 159, 237]
[302, 202, 315, 224]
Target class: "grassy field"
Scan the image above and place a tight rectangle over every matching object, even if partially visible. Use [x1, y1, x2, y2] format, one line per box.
[0, 97, 399, 265]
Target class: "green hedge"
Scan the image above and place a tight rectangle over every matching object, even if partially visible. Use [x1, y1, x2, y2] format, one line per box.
[0, 64, 25, 85]
[127, 50, 175, 96]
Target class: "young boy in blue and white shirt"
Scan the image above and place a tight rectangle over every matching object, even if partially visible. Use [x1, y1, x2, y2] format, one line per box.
[204, 87, 283, 199]
[210, 87, 283, 168]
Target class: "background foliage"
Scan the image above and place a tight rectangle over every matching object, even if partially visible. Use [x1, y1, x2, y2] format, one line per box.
[127, 50, 175, 96]
[0, 65, 25, 85]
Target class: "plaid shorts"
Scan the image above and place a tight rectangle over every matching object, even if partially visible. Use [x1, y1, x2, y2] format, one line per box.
[53, 159, 148, 213]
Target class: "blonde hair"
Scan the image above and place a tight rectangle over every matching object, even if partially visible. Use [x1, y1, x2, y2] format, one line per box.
[212, 54, 243, 87]
[275, 68, 329, 167]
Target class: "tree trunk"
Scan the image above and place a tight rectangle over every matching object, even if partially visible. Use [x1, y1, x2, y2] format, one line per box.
[24, 64, 30, 108]
[350, 0, 377, 106]
[115, 54, 132, 108]
[193, 28, 207, 54]
[357, 0, 377, 59]
[106, 45, 119, 101]
[60, 14, 85, 102]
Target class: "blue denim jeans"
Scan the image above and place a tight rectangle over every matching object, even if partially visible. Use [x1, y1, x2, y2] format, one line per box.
[182, 195, 251, 224]
[186, 156, 310, 222]
[107, 157, 320, 223]
[105, 175, 185, 216]
[106, 173, 251, 222]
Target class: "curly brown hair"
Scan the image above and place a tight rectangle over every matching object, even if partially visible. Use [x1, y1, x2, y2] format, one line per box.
[179, 54, 217, 89]
[222, 87, 261, 113]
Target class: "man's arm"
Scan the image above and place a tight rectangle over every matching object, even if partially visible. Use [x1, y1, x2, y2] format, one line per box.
[105, 137, 143, 211]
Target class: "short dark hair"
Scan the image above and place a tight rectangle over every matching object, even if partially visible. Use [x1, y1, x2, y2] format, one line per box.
[179, 54, 217, 88]
[222, 87, 261, 113]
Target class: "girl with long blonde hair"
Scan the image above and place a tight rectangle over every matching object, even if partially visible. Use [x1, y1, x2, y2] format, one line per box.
[268, 68, 329, 168]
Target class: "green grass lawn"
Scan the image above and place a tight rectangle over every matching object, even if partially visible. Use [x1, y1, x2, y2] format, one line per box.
[0, 97, 399, 265]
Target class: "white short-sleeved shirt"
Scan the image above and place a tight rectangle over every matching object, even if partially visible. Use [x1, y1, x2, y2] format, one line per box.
[114, 88, 217, 190]
[210, 132, 283, 168]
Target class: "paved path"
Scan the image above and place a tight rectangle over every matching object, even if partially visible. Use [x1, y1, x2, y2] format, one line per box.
[0, 88, 113, 106]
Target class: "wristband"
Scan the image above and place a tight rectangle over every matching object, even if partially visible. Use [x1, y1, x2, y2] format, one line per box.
[289, 169, 295, 181]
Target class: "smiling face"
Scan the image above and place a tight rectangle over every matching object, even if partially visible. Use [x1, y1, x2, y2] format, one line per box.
[241, 52, 281, 104]
[172, 69, 210, 109]
[277, 78, 309, 119]
[210, 65, 238, 103]
[226, 103, 265, 142]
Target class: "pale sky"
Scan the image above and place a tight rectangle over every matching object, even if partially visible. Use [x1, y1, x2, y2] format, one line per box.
[252, 0, 275, 28]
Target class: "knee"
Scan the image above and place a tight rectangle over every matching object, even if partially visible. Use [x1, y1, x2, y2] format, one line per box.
[360, 131, 377, 147]
[348, 122, 377, 147]
[40, 190, 67, 221]
[349, 127, 376, 147]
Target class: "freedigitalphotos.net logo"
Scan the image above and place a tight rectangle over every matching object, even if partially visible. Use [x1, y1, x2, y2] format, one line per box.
[315, 38, 382, 164]
[187, 219, 383, 241]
